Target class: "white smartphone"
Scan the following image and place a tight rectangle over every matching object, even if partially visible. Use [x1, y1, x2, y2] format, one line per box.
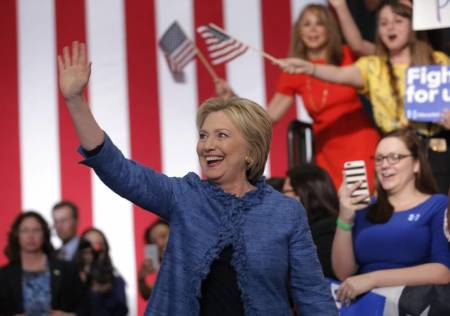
[144, 244, 160, 271]
[343, 160, 370, 204]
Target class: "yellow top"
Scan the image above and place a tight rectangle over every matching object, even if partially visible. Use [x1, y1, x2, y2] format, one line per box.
[355, 51, 449, 135]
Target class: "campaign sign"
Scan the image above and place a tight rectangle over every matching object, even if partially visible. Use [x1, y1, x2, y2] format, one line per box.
[405, 65, 450, 122]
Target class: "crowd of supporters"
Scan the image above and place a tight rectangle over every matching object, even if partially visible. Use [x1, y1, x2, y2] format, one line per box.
[1, 0, 450, 314]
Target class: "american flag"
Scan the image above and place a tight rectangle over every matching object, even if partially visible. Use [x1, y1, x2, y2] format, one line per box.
[197, 23, 249, 65]
[159, 21, 197, 73]
[0, 0, 325, 315]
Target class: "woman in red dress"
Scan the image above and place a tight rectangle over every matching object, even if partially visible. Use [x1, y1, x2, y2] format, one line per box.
[217, 4, 380, 190]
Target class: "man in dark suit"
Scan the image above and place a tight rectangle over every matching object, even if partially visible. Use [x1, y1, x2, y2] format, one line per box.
[52, 201, 80, 261]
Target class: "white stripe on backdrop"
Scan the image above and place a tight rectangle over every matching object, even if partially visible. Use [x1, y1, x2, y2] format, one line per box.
[1, 1, 328, 315]
[156, 0, 200, 177]
[18, 0, 61, 223]
[85, 0, 137, 314]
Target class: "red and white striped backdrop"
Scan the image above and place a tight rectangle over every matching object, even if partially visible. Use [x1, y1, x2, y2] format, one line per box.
[0, 0, 324, 314]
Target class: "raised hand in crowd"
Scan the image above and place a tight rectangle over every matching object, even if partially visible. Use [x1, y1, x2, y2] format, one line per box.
[328, 0, 376, 55]
[138, 257, 157, 279]
[57, 41, 103, 151]
[337, 181, 369, 224]
[214, 78, 236, 99]
[277, 58, 315, 75]
[58, 41, 91, 101]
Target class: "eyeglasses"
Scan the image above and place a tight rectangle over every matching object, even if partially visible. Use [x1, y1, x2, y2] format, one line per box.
[19, 228, 43, 235]
[373, 153, 413, 165]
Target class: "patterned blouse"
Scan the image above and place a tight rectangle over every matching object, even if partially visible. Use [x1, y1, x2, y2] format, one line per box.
[22, 268, 51, 315]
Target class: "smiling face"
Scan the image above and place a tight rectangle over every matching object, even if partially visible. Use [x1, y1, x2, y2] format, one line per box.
[196, 111, 250, 188]
[375, 137, 419, 195]
[377, 5, 411, 54]
[18, 217, 45, 254]
[298, 9, 328, 52]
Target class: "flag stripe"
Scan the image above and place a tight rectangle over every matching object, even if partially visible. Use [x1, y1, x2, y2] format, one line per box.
[85, 1, 136, 315]
[262, 0, 296, 177]
[156, 0, 199, 177]
[223, 0, 270, 176]
[209, 40, 245, 58]
[211, 45, 248, 65]
[0, 0, 21, 266]
[18, 0, 60, 223]
[207, 38, 236, 51]
[55, 0, 93, 235]
[194, 0, 226, 104]
[170, 42, 197, 72]
[124, 0, 162, 314]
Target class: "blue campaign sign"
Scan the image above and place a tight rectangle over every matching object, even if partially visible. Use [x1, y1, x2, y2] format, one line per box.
[404, 65, 450, 122]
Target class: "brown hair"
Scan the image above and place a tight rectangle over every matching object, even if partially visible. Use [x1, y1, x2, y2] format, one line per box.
[289, 4, 343, 65]
[4, 211, 54, 263]
[288, 163, 338, 225]
[367, 128, 437, 223]
[196, 97, 272, 183]
[52, 200, 79, 220]
[374, 1, 435, 119]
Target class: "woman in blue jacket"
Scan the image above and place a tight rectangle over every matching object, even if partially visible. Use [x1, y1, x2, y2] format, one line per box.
[57, 41, 338, 316]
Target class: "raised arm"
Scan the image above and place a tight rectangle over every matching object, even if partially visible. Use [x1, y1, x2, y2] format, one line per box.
[266, 93, 294, 123]
[277, 58, 364, 90]
[332, 182, 369, 280]
[58, 41, 104, 150]
[328, 0, 376, 56]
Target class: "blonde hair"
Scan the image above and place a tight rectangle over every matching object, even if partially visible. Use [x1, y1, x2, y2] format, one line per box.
[196, 97, 272, 183]
[289, 4, 343, 65]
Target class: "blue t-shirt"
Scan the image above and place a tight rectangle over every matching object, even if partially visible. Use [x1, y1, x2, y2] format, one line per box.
[353, 194, 450, 274]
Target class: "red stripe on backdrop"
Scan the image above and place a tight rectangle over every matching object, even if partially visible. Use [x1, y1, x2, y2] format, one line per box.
[125, 0, 161, 314]
[262, 0, 297, 177]
[55, 0, 93, 233]
[0, 0, 21, 265]
[194, 0, 226, 104]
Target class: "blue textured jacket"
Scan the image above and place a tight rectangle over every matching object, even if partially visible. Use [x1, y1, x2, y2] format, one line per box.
[80, 134, 338, 316]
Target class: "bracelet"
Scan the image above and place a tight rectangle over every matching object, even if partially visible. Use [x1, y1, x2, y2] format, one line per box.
[336, 218, 353, 231]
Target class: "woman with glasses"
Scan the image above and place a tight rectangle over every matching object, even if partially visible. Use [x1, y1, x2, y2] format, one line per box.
[332, 128, 450, 304]
[0, 211, 85, 316]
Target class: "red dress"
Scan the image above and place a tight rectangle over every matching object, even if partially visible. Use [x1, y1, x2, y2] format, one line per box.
[275, 46, 380, 190]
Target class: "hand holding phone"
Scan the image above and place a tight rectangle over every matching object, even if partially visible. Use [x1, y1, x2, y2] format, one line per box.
[343, 160, 370, 205]
[144, 244, 160, 271]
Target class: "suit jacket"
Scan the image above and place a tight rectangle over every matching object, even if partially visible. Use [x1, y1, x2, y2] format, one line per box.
[0, 258, 85, 316]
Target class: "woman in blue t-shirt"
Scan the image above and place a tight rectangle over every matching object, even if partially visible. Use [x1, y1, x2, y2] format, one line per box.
[332, 128, 450, 304]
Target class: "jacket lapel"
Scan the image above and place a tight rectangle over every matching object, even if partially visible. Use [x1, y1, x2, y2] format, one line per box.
[50, 260, 63, 307]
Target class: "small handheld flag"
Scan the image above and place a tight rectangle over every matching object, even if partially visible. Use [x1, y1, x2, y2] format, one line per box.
[197, 24, 248, 65]
[159, 21, 196, 73]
